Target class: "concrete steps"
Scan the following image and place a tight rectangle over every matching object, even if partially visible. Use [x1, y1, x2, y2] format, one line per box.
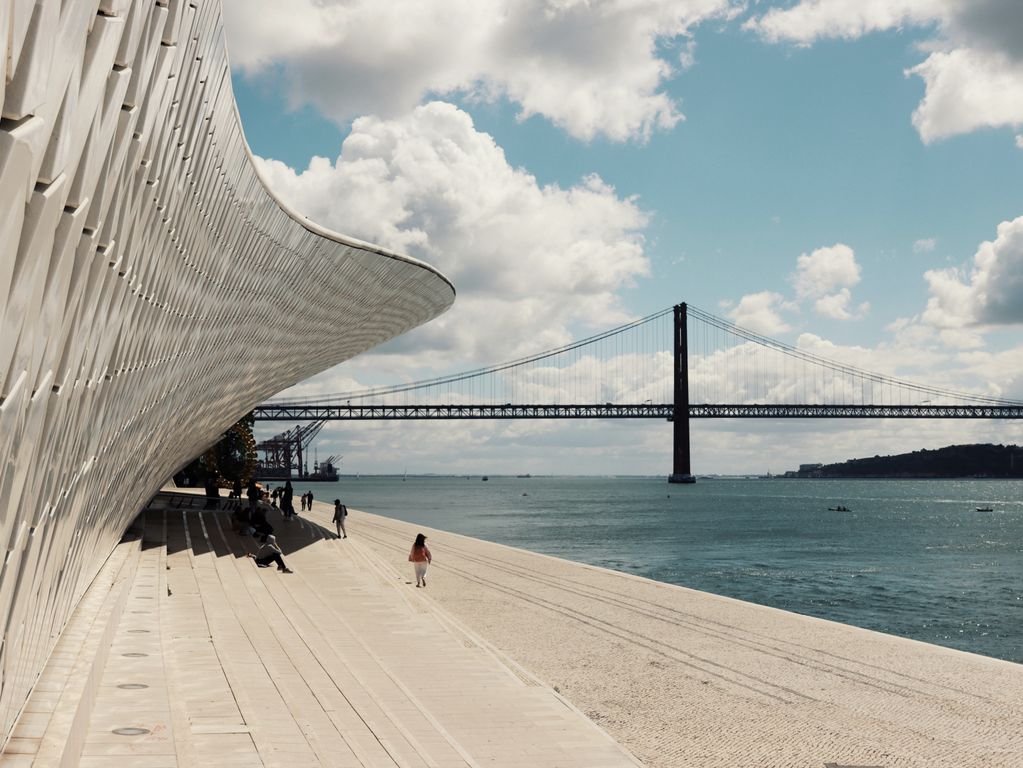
[0, 525, 142, 767]
[3, 494, 636, 766]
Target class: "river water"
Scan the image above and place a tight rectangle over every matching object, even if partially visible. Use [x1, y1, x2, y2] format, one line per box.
[296, 476, 1023, 663]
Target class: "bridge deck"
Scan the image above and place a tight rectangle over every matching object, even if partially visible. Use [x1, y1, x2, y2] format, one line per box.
[253, 403, 1023, 420]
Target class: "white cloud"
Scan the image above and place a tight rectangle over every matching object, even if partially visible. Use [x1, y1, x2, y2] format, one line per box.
[747, 0, 1023, 143]
[908, 47, 1023, 143]
[722, 244, 866, 330]
[223, 0, 740, 143]
[257, 102, 651, 373]
[813, 289, 869, 320]
[726, 291, 795, 335]
[922, 214, 1023, 332]
[792, 243, 861, 299]
[789, 243, 866, 320]
[748, 0, 946, 45]
[913, 237, 938, 253]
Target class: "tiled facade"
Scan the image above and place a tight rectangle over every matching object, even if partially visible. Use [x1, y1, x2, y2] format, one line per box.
[0, 0, 453, 745]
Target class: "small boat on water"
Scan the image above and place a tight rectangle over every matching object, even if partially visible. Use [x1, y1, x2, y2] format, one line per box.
[828, 505, 851, 512]
[481, 476, 489, 481]
[976, 506, 993, 512]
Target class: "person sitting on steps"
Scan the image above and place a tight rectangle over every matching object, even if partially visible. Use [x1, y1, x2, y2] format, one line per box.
[246, 534, 293, 573]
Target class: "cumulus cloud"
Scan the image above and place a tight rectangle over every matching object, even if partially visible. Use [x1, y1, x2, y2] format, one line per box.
[748, 0, 945, 44]
[746, 0, 1023, 143]
[922, 214, 1023, 333]
[725, 291, 795, 335]
[789, 243, 866, 320]
[223, 0, 740, 143]
[913, 237, 937, 253]
[722, 243, 866, 333]
[792, 243, 860, 298]
[258, 102, 651, 370]
[908, 47, 1023, 142]
[813, 289, 870, 320]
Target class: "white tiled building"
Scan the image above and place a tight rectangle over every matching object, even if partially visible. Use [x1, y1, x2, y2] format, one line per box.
[0, 0, 453, 746]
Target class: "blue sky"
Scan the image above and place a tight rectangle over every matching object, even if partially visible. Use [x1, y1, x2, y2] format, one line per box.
[226, 0, 1023, 475]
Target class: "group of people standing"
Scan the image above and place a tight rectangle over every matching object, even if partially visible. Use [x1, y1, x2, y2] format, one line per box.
[226, 478, 431, 586]
[266, 482, 297, 518]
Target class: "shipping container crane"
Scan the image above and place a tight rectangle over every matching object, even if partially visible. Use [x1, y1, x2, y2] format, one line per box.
[254, 421, 325, 480]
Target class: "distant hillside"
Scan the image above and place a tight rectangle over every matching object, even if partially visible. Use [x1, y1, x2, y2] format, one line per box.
[797, 444, 1023, 478]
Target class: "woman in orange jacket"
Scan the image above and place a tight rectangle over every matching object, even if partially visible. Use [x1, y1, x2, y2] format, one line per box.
[408, 533, 432, 587]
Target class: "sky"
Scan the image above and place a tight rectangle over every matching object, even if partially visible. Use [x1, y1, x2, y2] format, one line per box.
[223, 0, 1023, 476]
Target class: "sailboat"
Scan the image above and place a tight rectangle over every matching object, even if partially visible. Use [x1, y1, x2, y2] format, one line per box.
[402, 468, 407, 482]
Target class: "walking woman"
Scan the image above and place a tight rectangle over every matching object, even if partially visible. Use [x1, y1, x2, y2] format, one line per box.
[408, 533, 432, 587]
[332, 499, 348, 539]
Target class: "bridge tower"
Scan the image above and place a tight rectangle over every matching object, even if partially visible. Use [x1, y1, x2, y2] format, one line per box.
[669, 303, 696, 484]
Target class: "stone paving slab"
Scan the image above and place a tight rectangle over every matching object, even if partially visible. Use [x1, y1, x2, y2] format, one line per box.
[25, 494, 640, 767]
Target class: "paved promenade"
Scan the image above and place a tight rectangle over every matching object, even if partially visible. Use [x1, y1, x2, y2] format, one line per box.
[332, 507, 1023, 768]
[4, 492, 1021, 767]
[0, 494, 638, 767]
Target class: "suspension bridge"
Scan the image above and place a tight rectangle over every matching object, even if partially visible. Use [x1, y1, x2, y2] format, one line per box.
[253, 303, 1023, 482]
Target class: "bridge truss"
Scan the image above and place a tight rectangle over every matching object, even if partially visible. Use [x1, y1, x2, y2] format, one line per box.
[255, 303, 1023, 482]
[252, 403, 1023, 421]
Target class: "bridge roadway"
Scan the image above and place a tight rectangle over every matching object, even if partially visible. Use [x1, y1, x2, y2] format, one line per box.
[253, 403, 1023, 421]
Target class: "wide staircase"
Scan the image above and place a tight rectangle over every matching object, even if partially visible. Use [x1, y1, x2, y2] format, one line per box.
[0, 493, 638, 767]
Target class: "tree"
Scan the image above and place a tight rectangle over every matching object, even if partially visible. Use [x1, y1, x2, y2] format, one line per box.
[175, 412, 257, 487]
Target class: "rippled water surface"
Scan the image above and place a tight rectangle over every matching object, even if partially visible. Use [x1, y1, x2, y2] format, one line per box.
[304, 476, 1023, 663]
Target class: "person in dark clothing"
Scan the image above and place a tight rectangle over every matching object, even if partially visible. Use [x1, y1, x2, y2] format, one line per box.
[281, 481, 294, 519]
[246, 535, 292, 573]
[232, 504, 251, 534]
[231, 478, 242, 499]
[250, 505, 273, 542]
[306, 490, 314, 511]
[246, 480, 260, 514]
[204, 476, 220, 509]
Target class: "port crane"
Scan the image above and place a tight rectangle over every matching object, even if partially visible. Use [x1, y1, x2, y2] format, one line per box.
[254, 421, 334, 480]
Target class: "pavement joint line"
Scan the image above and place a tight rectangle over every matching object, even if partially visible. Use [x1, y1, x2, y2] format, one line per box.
[198, 511, 374, 766]
[207, 510, 451, 768]
[266, 533, 483, 768]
